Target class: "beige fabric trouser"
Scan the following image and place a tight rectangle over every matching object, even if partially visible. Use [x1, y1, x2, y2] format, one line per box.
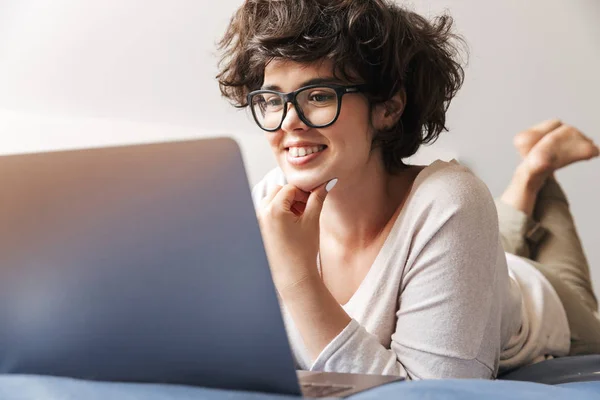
[495, 177, 600, 356]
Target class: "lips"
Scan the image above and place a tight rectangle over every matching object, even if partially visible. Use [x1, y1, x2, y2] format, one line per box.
[285, 145, 328, 166]
[287, 145, 327, 158]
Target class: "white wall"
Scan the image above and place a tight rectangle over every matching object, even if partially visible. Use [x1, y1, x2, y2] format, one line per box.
[1, 0, 599, 294]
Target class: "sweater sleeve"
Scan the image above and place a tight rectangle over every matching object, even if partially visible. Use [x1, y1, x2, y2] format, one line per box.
[310, 168, 503, 379]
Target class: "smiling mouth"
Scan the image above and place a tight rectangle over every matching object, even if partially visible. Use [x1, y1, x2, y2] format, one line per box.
[286, 145, 327, 158]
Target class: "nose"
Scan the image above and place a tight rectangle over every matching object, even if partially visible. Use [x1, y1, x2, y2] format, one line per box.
[281, 103, 309, 132]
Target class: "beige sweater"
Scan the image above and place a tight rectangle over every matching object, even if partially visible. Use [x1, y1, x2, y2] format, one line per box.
[252, 160, 570, 380]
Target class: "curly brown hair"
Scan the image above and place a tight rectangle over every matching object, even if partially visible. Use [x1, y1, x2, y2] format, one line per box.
[216, 0, 466, 173]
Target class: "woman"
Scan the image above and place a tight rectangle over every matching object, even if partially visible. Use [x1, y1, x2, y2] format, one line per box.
[216, 0, 600, 379]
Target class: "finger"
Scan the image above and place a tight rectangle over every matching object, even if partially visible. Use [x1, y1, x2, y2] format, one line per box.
[304, 178, 337, 222]
[531, 119, 562, 135]
[272, 184, 310, 216]
[291, 202, 306, 216]
[260, 185, 283, 210]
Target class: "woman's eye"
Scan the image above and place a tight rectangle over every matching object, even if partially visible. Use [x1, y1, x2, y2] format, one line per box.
[266, 98, 283, 107]
[309, 93, 335, 103]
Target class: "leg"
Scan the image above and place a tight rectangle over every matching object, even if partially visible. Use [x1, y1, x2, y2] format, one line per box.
[496, 161, 548, 258]
[495, 195, 545, 260]
[532, 177, 598, 313]
[497, 189, 600, 355]
[499, 171, 599, 313]
[498, 121, 600, 354]
[529, 259, 600, 356]
[499, 122, 599, 311]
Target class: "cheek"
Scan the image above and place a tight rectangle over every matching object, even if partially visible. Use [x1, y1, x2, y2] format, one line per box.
[332, 100, 373, 147]
[265, 132, 281, 149]
[339, 97, 371, 131]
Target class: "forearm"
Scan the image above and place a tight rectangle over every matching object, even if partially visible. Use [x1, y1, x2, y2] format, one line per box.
[282, 278, 408, 376]
[279, 273, 351, 362]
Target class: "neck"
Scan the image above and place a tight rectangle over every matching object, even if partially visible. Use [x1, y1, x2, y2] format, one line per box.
[320, 157, 417, 250]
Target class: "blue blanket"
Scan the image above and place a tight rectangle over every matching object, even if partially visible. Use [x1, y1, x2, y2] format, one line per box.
[1, 375, 599, 400]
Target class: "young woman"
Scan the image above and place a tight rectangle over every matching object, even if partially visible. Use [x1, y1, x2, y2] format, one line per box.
[217, 0, 600, 379]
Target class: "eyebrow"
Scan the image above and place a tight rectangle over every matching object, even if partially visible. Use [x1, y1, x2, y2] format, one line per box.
[261, 77, 343, 91]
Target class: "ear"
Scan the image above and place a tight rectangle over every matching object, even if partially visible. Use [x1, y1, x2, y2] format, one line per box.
[372, 88, 406, 131]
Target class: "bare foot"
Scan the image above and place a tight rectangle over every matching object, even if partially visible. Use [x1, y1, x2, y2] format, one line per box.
[513, 119, 563, 157]
[502, 123, 598, 216]
[522, 124, 600, 178]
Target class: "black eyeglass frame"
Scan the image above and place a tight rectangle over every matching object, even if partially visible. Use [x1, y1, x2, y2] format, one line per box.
[247, 83, 369, 132]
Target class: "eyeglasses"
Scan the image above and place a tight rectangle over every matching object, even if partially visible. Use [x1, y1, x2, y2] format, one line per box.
[247, 83, 369, 132]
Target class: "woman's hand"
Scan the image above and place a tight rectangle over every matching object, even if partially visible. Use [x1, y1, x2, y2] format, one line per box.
[257, 179, 337, 295]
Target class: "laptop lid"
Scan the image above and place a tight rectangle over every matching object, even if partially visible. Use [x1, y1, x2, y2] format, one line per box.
[0, 137, 301, 396]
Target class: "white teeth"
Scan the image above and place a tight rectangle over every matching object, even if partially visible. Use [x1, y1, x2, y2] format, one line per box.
[288, 145, 325, 158]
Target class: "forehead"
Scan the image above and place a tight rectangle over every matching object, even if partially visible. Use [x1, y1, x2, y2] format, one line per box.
[263, 59, 337, 91]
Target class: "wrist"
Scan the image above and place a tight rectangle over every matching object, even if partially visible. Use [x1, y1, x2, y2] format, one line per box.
[277, 270, 323, 303]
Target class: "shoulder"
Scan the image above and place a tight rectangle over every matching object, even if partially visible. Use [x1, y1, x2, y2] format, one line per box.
[414, 160, 493, 204]
[397, 159, 500, 256]
[251, 167, 287, 209]
[409, 160, 497, 223]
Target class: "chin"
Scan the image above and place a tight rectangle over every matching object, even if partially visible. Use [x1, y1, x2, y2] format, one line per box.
[278, 153, 334, 192]
[285, 171, 329, 192]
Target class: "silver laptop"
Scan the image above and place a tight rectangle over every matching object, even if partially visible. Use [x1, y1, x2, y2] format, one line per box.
[0, 138, 402, 397]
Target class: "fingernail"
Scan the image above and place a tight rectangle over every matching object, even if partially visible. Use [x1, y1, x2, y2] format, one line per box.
[325, 178, 338, 192]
